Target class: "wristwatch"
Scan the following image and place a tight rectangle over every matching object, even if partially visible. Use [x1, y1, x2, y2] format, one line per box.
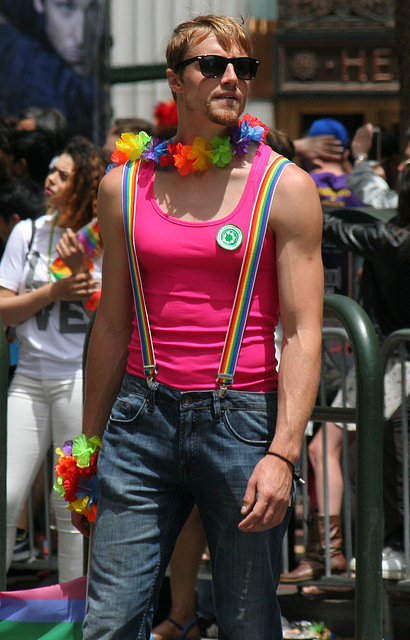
[354, 154, 368, 164]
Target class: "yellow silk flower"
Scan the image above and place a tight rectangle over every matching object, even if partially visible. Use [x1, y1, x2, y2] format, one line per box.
[116, 131, 151, 161]
[189, 137, 214, 171]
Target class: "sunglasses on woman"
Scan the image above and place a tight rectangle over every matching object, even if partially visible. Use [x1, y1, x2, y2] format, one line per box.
[174, 55, 260, 80]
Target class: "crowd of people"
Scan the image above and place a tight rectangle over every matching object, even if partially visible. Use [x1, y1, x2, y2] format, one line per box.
[0, 11, 409, 640]
[282, 117, 410, 595]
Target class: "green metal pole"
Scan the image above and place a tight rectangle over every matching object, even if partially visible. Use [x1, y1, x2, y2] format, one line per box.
[0, 320, 9, 590]
[324, 294, 383, 640]
[106, 63, 167, 84]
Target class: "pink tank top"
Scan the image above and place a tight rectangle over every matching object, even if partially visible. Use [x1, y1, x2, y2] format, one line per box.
[126, 143, 281, 391]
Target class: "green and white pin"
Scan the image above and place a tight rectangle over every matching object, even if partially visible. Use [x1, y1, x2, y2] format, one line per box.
[216, 224, 243, 251]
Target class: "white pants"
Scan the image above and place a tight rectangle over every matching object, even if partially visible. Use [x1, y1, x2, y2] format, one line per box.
[331, 358, 410, 430]
[6, 373, 84, 583]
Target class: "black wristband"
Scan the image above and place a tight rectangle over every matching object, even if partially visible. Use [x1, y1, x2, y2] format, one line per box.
[265, 451, 305, 485]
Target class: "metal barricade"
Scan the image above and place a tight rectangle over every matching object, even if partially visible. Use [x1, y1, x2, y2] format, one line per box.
[282, 325, 354, 574]
[311, 294, 384, 640]
[288, 306, 410, 640]
[286, 325, 356, 575]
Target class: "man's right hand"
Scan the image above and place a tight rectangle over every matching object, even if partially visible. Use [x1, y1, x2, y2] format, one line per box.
[71, 511, 91, 537]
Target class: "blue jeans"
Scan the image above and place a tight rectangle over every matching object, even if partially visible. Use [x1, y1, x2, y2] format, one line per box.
[83, 374, 291, 640]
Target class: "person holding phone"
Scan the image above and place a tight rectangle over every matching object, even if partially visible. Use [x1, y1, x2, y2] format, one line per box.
[346, 122, 410, 209]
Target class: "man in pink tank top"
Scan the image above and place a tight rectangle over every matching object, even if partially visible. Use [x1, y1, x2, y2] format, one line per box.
[75, 15, 324, 640]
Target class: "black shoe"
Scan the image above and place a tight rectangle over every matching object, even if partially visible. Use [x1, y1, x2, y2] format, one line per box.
[13, 528, 30, 561]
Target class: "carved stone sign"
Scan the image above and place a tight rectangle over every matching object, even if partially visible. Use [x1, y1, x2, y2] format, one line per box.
[275, 0, 397, 97]
[275, 34, 398, 96]
[279, 0, 394, 29]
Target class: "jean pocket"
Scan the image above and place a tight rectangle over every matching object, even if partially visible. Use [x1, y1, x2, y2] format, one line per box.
[108, 392, 147, 427]
[222, 406, 276, 446]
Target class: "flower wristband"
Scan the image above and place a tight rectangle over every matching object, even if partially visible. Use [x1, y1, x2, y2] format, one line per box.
[54, 434, 102, 522]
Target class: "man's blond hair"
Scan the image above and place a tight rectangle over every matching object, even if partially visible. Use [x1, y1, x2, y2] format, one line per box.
[166, 14, 253, 72]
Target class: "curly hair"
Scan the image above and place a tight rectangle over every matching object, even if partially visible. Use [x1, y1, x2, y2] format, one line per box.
[56, 136, 107, 232]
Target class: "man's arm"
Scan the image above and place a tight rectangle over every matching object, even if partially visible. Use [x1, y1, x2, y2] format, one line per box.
[81, 166, 135, 441]
[346, 161, 398, 209]
[239, 162, 324, 533]
[72, 166, 135, 536]
[346, 123, 398, 209]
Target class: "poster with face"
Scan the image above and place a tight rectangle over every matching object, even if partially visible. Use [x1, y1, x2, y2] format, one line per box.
[0, 0, 109, 142]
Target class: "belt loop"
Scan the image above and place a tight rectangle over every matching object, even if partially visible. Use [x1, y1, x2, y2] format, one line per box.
[146, 379, 159, 412]
[212, 391, 222, 422]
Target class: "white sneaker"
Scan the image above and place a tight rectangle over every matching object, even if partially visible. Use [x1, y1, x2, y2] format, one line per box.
[349, 547, 406, 580]
[381, 547, 406, 580]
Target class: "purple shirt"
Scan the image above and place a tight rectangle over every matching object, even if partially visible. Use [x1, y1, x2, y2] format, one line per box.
[310, 172, 364, 208]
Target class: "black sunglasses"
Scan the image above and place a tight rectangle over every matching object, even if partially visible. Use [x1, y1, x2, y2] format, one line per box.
[174, 55, 260, 80]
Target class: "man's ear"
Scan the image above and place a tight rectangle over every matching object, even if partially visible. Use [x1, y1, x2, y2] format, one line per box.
[33, 0, 45, 14]
[166, 68, 183, 97]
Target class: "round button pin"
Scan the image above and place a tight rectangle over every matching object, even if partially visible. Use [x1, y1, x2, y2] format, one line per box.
[216, 224, 243, 251]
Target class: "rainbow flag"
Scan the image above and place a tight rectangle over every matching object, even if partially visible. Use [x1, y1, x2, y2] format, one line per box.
[77, 219, 101, 258]
[0, 576, 86, 639]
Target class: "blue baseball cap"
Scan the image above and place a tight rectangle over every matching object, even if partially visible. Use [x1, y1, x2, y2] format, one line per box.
[308, 118, 349, 148]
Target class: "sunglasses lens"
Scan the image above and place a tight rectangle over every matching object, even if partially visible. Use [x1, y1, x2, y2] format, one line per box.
[233, 59, 255, 80]
[199, 57, 226, 77]
[199, 56, 258, 80]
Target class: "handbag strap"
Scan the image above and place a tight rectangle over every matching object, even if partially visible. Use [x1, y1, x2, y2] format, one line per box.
[122, 154, 292, 391]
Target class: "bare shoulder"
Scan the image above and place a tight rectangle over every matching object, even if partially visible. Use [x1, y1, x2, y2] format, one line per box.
[97, 165, 124, 233]
[268, 152, 322, 235]
[274, 153, 320, 205]
[96, 165, 133, 315]
[98, 165, 123, 202]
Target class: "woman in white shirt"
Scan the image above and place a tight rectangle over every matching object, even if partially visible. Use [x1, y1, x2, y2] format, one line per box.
[0, 136, 106, 582]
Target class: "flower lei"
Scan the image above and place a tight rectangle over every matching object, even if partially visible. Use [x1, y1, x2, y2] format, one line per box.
[54, 434, 102, 522]
[109, 113, 269, 176]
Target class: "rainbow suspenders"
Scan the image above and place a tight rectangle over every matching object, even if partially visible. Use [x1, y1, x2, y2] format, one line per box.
[122, 154, 291, 397]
